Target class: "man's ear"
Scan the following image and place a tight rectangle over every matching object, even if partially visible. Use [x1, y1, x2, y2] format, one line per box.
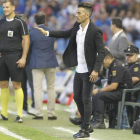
[12, 6, 15, 11]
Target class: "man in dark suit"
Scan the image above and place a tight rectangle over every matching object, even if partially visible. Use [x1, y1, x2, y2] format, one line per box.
[36, 2, 105, 139]
[30, 12, 58, 120]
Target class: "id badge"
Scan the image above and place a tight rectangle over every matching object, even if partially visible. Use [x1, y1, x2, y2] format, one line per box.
[7, 31, 13, 37]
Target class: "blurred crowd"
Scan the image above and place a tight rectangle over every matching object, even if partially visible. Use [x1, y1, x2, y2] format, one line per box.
[0, 0, 140, 61]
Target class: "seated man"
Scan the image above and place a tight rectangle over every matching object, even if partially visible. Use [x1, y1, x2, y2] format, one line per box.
[125, 45, 140, 86]
[91, 48, 133, 129]
[69, 46, 140, 128]
[124, 45, 140, 126]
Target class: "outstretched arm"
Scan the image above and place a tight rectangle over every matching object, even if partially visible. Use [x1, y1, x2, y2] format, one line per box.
[35, 27, 73, 38]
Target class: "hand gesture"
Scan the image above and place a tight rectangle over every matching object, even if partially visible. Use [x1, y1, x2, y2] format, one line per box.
[35, 27, 47, 35]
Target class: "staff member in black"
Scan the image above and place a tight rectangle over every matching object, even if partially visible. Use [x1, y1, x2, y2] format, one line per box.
[125, 45, 140, 85]
[124, 45, 140, 126]
[0, 0, 29, 123]
[92, 48, 133, 129]
[36, 2, 105, 139]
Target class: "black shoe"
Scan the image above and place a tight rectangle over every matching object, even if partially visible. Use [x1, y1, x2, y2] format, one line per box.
[14, 116, 23, 123]
[91, 113, 105, 129]
[32, 116, 43, 120]
[69, 117, 82, 125]
[90, 114, 97, 128]
[73, 129, 90, 139]
[48, 116, 57, 120]
[0, 114, 8, 121]
[79, 124, 94, 134]
[92, 121, 105, 129]
[88, 125, 94, 134]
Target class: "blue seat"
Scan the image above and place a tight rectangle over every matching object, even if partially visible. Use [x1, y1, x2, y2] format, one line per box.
[117, 81, 140, 129]
[134, 40, 140, 51]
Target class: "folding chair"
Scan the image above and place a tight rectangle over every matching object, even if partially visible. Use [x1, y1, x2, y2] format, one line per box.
[117, 81, 140, 129]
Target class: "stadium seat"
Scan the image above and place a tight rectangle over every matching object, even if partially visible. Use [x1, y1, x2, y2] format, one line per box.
[117, 81, 140, 129]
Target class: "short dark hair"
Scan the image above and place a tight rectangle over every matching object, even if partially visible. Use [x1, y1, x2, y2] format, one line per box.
[35, 12, 46, 25]
[104, 48, 114, 59]
[78, 2, 93, 16]
[111, 17, 122, 29]
[3, 0, 15, 6]
[105, 53, 114, 60]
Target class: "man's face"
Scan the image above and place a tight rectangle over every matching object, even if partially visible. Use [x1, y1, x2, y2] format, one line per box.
[126, 53, 138, 63]
[75, 7, 89, 23]
[102, 57, 110, 69]
[3, 2, 15, 17]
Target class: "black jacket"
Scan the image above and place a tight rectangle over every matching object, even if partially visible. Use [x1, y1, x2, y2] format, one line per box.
[49, 21, 105, 74]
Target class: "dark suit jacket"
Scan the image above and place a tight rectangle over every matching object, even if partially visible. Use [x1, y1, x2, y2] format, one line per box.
[49, 21, 105, 74]
[30, 25, 58, 69]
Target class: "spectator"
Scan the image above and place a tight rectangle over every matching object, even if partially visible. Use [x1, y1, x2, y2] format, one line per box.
[123, 10, 137, 33]
[0, 1, 3, 18]
[25, 0, 38, 18]
[15, 0, 25, 14]
[67, 0, 78, 15]
[95, 11, 111, 44]
[39, 1, 52, 18]
[50, 0, 60, 16]
[135, 12, 140, 34]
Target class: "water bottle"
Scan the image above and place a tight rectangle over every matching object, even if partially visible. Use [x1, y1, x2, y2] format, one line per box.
[69, 100, 77, 118]
[121, 106, 130, 129]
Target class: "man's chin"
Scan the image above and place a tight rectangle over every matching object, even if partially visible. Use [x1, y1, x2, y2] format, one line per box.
[76, 20, 81, 23]
[4, 14, 9, 16]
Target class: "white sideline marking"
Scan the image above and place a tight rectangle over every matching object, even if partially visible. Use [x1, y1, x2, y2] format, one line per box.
[0, 107, 28, 117]
[0, 126, 30, 140]
[53, 127, 98, 140]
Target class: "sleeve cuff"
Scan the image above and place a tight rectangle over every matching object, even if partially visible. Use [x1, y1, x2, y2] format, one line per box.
[45, 31, 49, 37]
[94, 69, 98, 72]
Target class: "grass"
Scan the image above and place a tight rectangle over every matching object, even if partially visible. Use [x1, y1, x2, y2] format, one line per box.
[0, 95, 140, 140]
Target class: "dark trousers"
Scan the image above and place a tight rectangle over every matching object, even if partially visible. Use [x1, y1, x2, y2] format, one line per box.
[92, 90, 123, 114]
[73, 72, 94, 129]
[22, 64, 35, 111]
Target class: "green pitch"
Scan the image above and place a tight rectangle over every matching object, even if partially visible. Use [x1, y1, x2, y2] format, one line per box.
[0, 95, 140, 140]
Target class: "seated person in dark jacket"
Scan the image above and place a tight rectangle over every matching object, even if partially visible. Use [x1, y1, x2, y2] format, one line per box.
[125, 45, 140, 87]
[91, 48, 133, 129]
[124, 45, 140, 126]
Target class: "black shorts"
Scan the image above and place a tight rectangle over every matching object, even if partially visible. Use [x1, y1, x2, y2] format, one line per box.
[0, 53, 23, 82]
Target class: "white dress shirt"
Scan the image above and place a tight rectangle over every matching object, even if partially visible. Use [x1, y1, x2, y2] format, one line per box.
[76, 23, 89, 73]
[46, 22, 89, 73]
[112, 30, 123, 41]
